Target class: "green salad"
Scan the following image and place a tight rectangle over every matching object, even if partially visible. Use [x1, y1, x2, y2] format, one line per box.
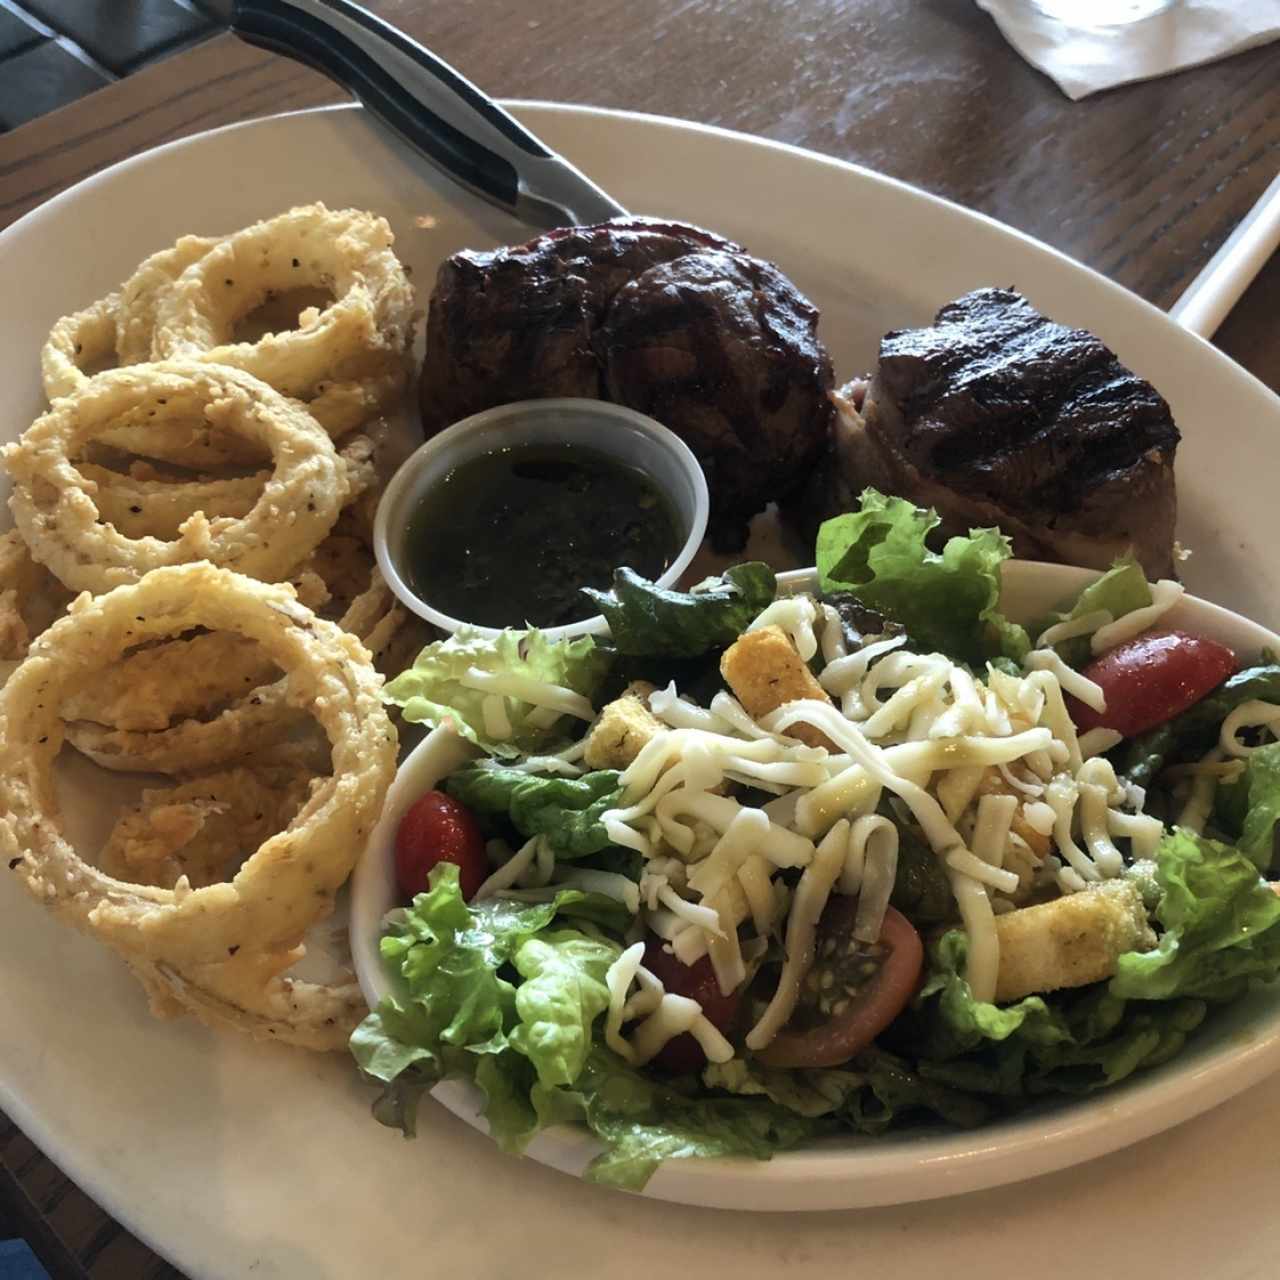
[351, 491, 1280, 1191]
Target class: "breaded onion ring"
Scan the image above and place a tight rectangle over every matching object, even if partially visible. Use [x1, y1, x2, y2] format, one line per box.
[4, 362, 348, 593]
[114, 234, 221, 366]
[63, 565, 405, 773]
[97, 753, 320, 888]
[61, 493, 390, 739]
[41, 292, 121, 401]
[80, 462, 264, 540]
[40, 237, 221, 411]
[0, 563, 396, 967]
[151, 204, 414, 436]
[0, 530, 72, 661]
[127, 948, 365, 1052]
[78, 426, 378, 543]
[61, 630, 280, 733]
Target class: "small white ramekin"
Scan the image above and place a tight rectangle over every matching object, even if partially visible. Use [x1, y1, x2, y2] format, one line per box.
[373, 398, 710, 641]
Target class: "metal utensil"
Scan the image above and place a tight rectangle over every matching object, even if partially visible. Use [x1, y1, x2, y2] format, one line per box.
[218, 0, 627, 229]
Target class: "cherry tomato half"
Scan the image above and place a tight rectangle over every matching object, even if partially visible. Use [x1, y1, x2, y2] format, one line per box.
[394, 790, 488, 902]
[756, 900, 923, 1069]
[642, 940, 743, 1073]
[1068, 629, 1238, 739]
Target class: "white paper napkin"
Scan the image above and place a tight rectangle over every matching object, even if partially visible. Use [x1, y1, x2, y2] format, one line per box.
[975, 0, 1280, 99]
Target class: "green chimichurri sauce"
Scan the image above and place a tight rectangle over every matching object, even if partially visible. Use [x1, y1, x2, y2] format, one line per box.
[405, 442, 682, 629]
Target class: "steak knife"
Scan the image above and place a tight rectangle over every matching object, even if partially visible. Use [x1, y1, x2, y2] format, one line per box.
[214, 0, 628, 230]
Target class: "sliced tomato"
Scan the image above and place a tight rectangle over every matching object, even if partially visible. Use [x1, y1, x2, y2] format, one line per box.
[756, 900, 923, 1069]
[1068, 629, 1238, 738]
[394, 790, 488, 902]
[641, 940, 743, 1073]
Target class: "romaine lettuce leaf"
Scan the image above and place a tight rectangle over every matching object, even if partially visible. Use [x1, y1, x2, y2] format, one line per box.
[444, 763, 624, 858]
[350, 866, 820, 1188]
[350, 866, 625, 1094]
[815, 489, 1029, 665]
[1215, 741, 1280, 873]
[509, 930, 619, 1088]
[1111, 829, 1280, 1000]
[582, 563, 776, 657]
[848, 1047, 992, 1131]
[1039, 554, 1152, 668]
[1121, 664, 1280, 788]
[901, 930, 1206, 1100]
[554, 1049, 818, 1190]
[702, 1058, 865, 1117]
[381, 627, 612, 758]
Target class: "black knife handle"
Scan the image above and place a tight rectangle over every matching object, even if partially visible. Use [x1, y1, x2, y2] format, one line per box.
[232, 0, 627, 228]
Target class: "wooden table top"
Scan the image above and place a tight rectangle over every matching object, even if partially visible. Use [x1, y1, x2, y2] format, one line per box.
[0, 5, 1276, 1276]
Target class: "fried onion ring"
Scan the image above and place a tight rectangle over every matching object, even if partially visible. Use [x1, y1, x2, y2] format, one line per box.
[114, 234, 221, 366]
[4, 362, 348, 593]
[97, 753, 320, 888]
[79, 462, 264, 540]
[40, 237, 221, 407]
[78, 425, 378, 543]
[41, 292, 121, 401]
[62, 630, 281, 732]
[61, 483, 389, 737]
[0, 563, 396, 967]
[0, 530, 72, 661]
[152, 204, 414, 436]
[63, 565, 405, 773]
[127, 947, 365, 1052]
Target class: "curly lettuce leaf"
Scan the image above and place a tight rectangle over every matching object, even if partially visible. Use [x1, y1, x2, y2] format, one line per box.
[899, 829, 1280, 1105]
[350, 867, 819, 1188]
[381, 627, 612, 759]
[350, 866, 624, 1095]
[553, 1049, 818, 1190]
[1121, 664, 1280, 788]
[1039, 554, 1152, 668]
[445, 763, 624, 858]
[509, 930, 619, 1088]
[815, 489, 1029, 664]
[902, 930, 1206, 1100]
[702, 1058, 865, 1118]
[847, 1047, 992, 1131]
[1215, 741, 1280, 873]
[1111, 829, 1280, 1000]
[582, 563, 776, 657]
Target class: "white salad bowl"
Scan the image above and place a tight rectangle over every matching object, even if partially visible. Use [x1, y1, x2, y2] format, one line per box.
[350, 558, 1280, 1210]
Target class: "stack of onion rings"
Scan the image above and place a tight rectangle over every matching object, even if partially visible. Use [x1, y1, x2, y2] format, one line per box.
[5, 362, 350, 593]
[0, 564, 397, 1051]
[40, 206, 414, 447]
[3, 205, 423, 1051]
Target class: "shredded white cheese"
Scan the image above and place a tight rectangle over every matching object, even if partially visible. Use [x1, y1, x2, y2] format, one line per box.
[1090, 580, 1185, 654]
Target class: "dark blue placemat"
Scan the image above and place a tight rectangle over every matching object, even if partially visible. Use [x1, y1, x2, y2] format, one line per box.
[0, 1240, 49, 1280]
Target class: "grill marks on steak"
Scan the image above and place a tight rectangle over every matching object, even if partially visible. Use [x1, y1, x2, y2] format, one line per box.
[419, 218, 835, 549]
[877, 289, 1179, 514]
[856, 288, 1181, 577]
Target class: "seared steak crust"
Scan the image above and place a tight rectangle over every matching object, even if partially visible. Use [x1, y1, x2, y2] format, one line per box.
[858, 288, 1180, 577]
[420, 217, 835, 549]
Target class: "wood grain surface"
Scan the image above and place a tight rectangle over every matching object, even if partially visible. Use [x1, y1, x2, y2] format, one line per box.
[0, 6, 1276, 1277]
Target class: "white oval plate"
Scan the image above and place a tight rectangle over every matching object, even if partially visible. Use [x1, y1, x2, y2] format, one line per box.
[2, 103, 1280, 1278]
[351, 562, 1280, 1210]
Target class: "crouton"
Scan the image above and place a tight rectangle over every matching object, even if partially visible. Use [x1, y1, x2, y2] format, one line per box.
[719, 625, 836, 750]
[993, 878, 1155, 1003]
[583, 681, 662, 770]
